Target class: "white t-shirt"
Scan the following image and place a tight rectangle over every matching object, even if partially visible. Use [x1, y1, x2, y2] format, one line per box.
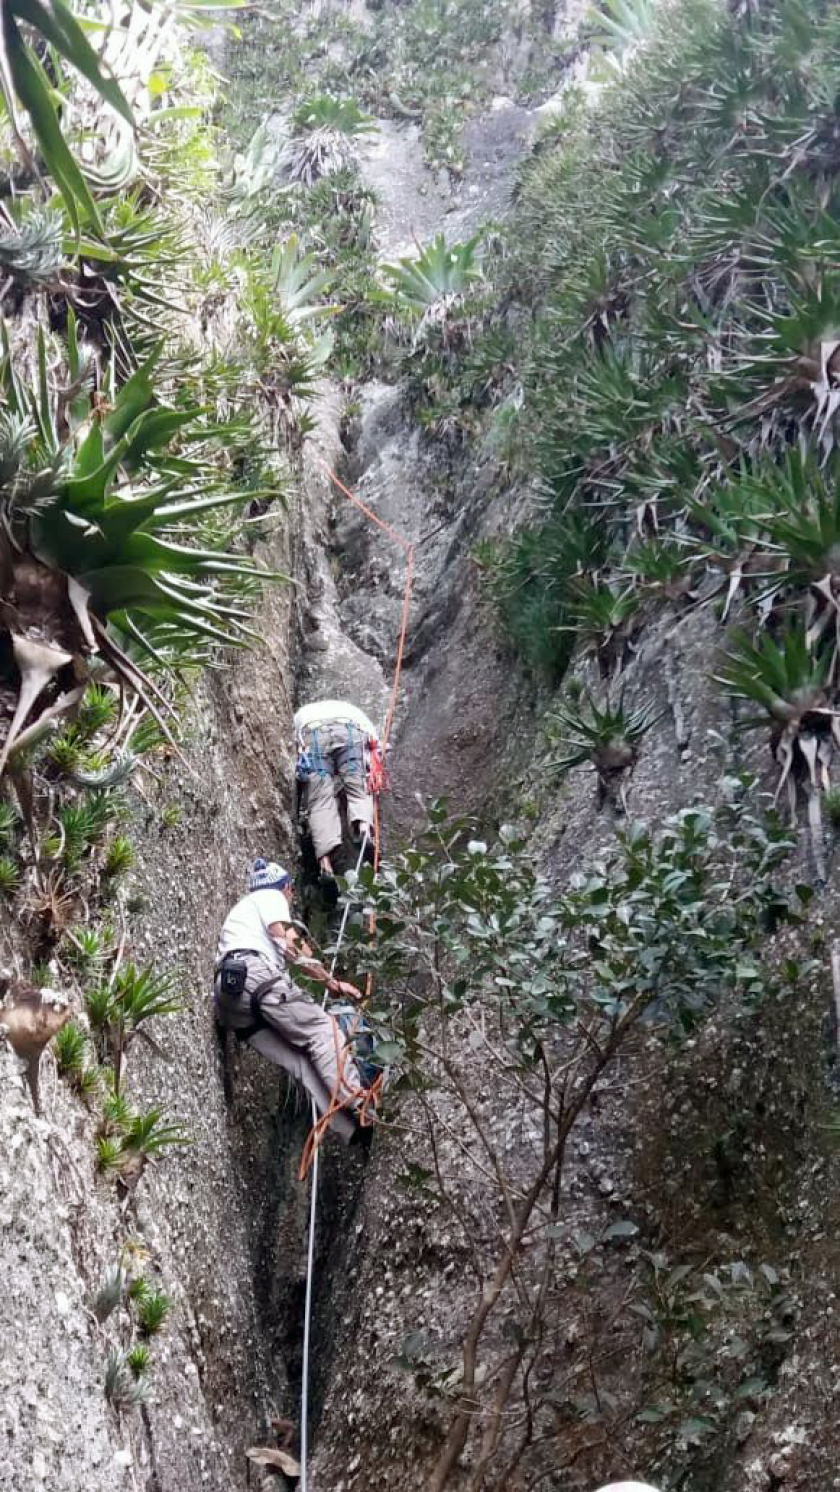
[217, 889, 291, 969]
[294, 699, 378, 740]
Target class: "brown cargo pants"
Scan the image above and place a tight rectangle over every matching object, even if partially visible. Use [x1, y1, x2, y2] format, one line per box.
[214, 953, 363, 1143]
[300, 720, 373, 861]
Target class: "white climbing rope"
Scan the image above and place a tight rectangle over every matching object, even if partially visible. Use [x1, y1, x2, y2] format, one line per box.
[300, 827, 371, 1492]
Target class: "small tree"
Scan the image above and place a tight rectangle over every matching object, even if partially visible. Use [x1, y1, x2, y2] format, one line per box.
[345, 796, 800, 1490]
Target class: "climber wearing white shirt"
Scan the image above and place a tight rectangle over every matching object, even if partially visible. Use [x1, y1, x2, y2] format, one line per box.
[294, 698, 380, 876]
[214, 858, 369, 1144]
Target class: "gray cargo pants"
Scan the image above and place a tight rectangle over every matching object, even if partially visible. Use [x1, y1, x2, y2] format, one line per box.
[299, 720, 373, 861]
[214, 953, 363, 1144]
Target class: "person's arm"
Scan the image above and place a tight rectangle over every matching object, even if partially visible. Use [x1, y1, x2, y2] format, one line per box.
[267, 921, 362, 1001]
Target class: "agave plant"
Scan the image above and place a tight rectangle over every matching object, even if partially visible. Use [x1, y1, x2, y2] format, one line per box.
[0, 325, 280, 775]
[380, 233, 483, 317]
[760, 451, 840, 670]
[284, 95, 374, 186]
[714, 626, 839, 875]
[587, 0, 659, 68]
[270, 235, 337, 329]
[546, 688, 660, 810]
[562, 577, 642, 675]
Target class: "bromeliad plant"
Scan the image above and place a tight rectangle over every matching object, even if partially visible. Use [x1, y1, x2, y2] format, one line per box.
[0, 324, 281, 775]
[715, 626, 838, 876]
[285, 95, 375, 186]
[379, 232, 484, 351]
[85, 961, 183, 1091]
[546, 687, 660, 810]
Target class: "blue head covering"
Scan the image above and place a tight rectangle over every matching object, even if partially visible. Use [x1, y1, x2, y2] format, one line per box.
[249, 857, 292, 892]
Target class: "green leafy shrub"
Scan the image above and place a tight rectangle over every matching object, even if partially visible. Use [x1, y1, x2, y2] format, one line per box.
[341, 797, 800, 1485]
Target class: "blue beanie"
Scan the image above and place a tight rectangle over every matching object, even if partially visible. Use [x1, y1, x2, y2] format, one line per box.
[250, 857, 291, 892]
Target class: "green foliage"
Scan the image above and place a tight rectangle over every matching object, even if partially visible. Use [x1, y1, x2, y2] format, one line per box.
[126, 1344, 151, 1380]
[270, 235, 336, 328]
[632, 1254, 795, 1464]
[0, 854, 20, 895]
[104, 1347, 146, 1409]
[64, 922, 115, 972]
[132, 1283, 172, 1338]
[0, 207, 64, 284]
[714, 627, 832, 732]
[293, 96, 374, 136]
[0, 0, 132, 232]
[77, 685, 119, 738]
[341, 799, 800, 1481]
[493, 0, 840, 690]
[122, 1107, 190, 1156]
[587, 0, 659, 66]
[380, 233, 483, 314]
[2, 333, 278, 673]
[0, 800, 18, 841]
[546, 689, 660, 790]
[92, 1265, 124, 1324]
[349, 796, 797, 1057]
[103, 836, 134, 879]
[96, 1133, 126, 1173]
[52, 1019, 89, 1076]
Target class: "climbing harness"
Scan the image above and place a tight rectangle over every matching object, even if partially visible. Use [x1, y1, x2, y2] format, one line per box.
[298, 463, 416, 1492]
[215, 953, 292, 1042]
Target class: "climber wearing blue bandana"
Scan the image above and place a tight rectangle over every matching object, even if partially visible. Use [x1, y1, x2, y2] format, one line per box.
[214, 858, 370, 1144]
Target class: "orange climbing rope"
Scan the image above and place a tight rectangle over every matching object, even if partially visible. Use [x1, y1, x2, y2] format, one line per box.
[296, 460, 416, 1179]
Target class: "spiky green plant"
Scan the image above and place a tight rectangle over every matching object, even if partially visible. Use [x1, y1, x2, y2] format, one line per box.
[104, 1348, 146, 1409]
[0, 1, 133, 232]
[0, 855, 20, 895]
[103, 836, 134, 879]
[293, 96, 374, 136]
[126, 1344, 151, 1380]
[1, 329, 283, 773]
[92, 1266, 124, 1323]
[121, 1107, 190, 1158]
[714, 628, 833, 733]
[270, 235, 337, 329]
[76, 684, 118, 739]
[285, 96, 374, 185]
[715, 626, 837, 873]
[0, 207, 64, 283]
[85, 984, 116, 1031]
[380, 233, 483, 314]
[96, 1134, 125, 1173]
[0, 800, 18, 842]
[563, 578, 641, 672]
[109, 964, 183, 1032]
[64, 922, 114, 971]
[47, 729, 84, 775]
[133, 1285, 172, 1338]
[100, 1085, 133, 1135]
[52, 1019, 89, 1077]
[588, 0, 659, 65]
[547, 689, 660, 807]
